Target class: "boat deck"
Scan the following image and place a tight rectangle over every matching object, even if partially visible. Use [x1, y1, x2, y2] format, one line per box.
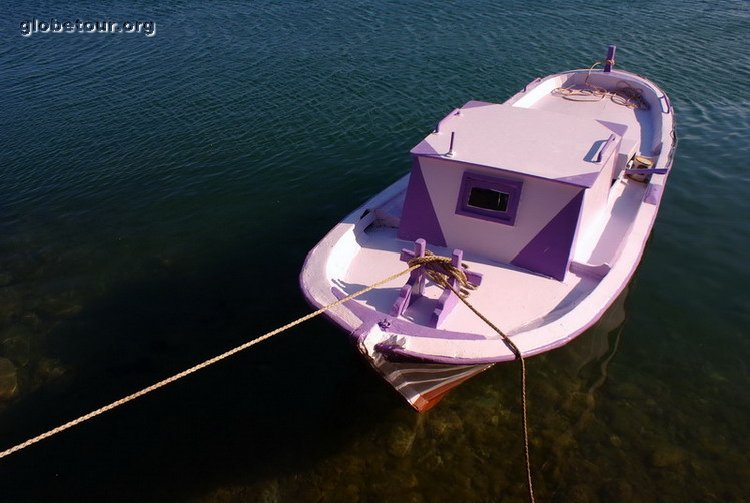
[335, 225, 599, 339]
[518, 92, 657, 156]
[508, 69, 665, 159]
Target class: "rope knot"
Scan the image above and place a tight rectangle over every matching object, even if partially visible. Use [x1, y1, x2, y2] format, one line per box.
[408, 250, 477, 297]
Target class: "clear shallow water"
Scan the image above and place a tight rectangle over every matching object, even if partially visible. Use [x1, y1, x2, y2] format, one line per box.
[1, 0, 749, 501]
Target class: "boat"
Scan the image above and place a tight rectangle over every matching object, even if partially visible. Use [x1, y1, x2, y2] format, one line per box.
[300, 46, 676, 411]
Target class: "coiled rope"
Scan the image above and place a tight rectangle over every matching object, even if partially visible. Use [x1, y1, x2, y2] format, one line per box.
[0, 252, 535, 502]
[552, 61, 650, 110]
[408, 250, 476, 296]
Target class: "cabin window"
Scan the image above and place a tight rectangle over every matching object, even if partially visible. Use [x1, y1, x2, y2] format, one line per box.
[468, 187, 510, 212]
[456, 172, 522, 226]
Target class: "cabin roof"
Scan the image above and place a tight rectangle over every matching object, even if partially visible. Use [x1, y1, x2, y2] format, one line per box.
[410, 102, 620, 188]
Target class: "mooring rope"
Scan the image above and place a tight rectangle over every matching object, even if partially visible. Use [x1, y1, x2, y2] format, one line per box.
[409, 255, 535, 503]
[551, 61, 649, 111]
[0, 251, 536, 502]
[454, 290, 535, 503]
[0, 262, 421, 460]
[408, 250, 476, 297]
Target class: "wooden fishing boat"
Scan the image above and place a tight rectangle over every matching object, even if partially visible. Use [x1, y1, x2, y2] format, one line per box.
[300, 46, 676, 411]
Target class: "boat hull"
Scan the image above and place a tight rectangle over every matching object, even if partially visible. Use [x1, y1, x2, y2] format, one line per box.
[300, 66, 675, 410]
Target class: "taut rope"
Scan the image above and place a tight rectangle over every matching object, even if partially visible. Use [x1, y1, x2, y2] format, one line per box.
[0, 251, 536, 502]
[0, 262, 422, 460]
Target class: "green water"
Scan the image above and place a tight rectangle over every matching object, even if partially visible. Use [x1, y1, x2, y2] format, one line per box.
[1, 0, 749, 501]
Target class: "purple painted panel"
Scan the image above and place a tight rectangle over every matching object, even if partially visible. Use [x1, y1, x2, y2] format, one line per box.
[511, 190, 584, 281]
[554, 171, 600, 187]
[411, 140, 442, 156]
[390, 239, 427, 317]
[461, 100, 495, 109]
[596, 120, 628, 137]
[644, 183, 664, 205]
[569, 261, 611, 279]
[398, 158, 447, 246]
[431, 249, 463, 328]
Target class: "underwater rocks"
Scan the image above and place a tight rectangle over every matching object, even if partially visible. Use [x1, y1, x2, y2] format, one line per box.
[387, 424, 418, 458]
[650, 444, 688, 468]
[29, 291, 83, 319]
[0, 358, 19, 400]
[35, 357, 66, 381]
[425, 409, 464, 438]
[1, 327, 32, 367]
[0, 271, 13, 287]
[0, 287, 23, 325]
[0, 292, 73, 401]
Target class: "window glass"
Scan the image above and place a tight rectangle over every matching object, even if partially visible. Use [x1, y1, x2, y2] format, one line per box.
[468, 187, 509, 212]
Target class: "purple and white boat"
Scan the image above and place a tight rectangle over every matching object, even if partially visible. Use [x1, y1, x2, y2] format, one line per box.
[300, 47, 676, 411]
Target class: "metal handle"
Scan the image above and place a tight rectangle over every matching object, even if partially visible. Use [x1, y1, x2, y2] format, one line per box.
[596, 134, 617, 162]
[624, 167, 670, 175]
[659, 94, 671, 114]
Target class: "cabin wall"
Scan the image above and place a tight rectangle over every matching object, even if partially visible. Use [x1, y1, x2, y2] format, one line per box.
[398, 156, 584, 280]
[577, 145, 617, 237]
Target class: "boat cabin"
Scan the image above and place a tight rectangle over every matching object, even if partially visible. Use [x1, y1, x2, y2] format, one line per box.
[398, 101, 630, 281]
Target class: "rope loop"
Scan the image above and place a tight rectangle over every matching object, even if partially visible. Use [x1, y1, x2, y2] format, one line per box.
[407, 251, 477, 297]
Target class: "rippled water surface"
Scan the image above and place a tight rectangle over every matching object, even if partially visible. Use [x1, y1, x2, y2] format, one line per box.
[1, 1, 749, 501]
